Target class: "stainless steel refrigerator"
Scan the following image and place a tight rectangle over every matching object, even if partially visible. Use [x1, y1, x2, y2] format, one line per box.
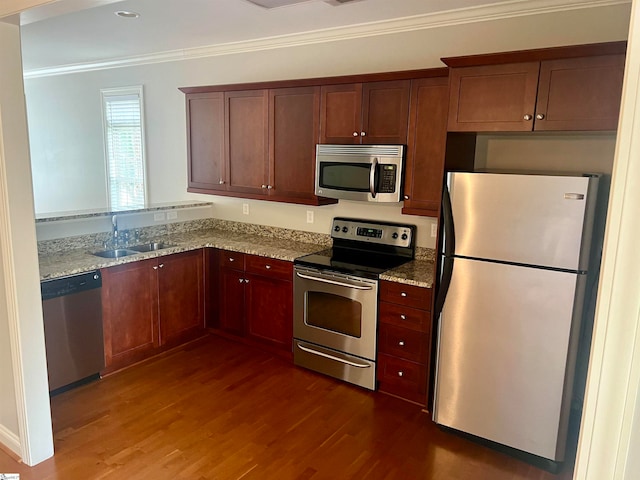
[433, 171, 600, 463]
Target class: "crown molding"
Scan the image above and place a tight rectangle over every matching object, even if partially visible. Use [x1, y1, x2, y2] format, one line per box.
[23, 0, 631, 79]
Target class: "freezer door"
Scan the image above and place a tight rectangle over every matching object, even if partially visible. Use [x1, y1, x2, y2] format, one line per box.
[447, 172, 597, 271]
[433, 257, 584, 461]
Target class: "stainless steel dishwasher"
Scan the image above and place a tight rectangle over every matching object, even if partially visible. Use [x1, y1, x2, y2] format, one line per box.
[41, 270, 105, 395]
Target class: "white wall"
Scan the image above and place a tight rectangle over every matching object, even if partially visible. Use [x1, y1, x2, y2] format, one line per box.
[23, 3, 631, 250]
[0, 19, 53, 465]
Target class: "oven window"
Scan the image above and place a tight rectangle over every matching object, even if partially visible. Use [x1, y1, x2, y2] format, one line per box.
[305, 291, 362, 338]
[319, 162, 370, 192]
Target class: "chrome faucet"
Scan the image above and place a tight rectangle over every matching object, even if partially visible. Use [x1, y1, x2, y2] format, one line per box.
[112, 215, 119, 247]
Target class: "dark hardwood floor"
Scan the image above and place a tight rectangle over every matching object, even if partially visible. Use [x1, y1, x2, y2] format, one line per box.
[0, 335, 576, 479]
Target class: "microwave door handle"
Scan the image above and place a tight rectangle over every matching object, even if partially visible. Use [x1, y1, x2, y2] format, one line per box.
[369, 157, 378, 198]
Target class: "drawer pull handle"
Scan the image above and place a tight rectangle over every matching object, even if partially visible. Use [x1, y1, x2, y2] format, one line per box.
[400, 314, 406, 320]
[401, 292, 407, 297]
[398, 371, 404, 377]
[265, 265, 271, 269]
[398, 341, 405, 346]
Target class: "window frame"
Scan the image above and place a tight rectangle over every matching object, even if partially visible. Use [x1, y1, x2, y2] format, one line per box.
[100, 85, 148, 210]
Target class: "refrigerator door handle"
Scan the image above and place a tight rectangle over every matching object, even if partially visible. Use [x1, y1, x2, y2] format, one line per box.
[434, 255, 454, 319]
[441, 182, 455, 257]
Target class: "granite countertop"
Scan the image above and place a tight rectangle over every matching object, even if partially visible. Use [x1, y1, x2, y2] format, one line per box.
[39, 226, 436, 288]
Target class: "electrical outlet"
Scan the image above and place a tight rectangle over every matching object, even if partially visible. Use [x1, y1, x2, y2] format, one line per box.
[154, 212, 165, 221]
[242, 203, 249, 215]
[431, 223, 438, 238]
[306, 210, 314, 224]
[166, 211, 178, 220]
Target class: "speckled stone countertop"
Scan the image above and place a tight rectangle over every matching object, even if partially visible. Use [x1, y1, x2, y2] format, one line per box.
[38, 222, 437, 288]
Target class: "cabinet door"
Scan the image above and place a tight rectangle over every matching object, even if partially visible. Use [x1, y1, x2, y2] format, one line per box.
[361, 80, 410, 144]
[225, 90, 269, 194]
[186, 92, 226, 192]
[320, 83, 362, 144]
[402, 77, 449, 216]
[219, 267, 246, 336]
[534, 54, 625, 131]
[447, 62, 540, 132]
[268, 87, 320, 201]
[245, 273, 293, 351]
[101, 259, 159, 370]
[158, 250, 205, 347]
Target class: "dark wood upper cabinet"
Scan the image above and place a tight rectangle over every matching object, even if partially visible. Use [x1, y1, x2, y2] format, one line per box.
[402, 76, 449, 217]
[268, 86, 321, 201]
[534, 54, 625, 131]
[445, 45, 626, 132]
[447, 62, 540, 132]
[320, 80, 410, 144]
[186, 92, 225, 192]
[224, 90, 269, 195]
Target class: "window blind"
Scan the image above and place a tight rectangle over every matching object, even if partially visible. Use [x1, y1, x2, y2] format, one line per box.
[102, 88, 146, 210]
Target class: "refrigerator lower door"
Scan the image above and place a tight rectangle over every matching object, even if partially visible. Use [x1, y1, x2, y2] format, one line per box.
[433, 257, 585, 461]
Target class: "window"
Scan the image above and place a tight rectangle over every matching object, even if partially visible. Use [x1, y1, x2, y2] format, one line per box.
[101, 86, 147, 210]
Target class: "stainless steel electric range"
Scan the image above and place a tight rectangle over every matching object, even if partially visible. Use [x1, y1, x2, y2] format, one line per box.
[293, 217, 416, 390]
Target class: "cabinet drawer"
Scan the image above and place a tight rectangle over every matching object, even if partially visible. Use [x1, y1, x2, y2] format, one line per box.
[379, 301, 431, 332]
[245, 255, 293, 281]
[377, 353, 427, 402]
[378, 324, 429, 363]
[380, 281, 431, 310]
[219, 250, 245, 269]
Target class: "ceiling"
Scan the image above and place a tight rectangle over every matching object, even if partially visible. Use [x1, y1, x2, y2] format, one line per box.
[18, 0, 622, 74]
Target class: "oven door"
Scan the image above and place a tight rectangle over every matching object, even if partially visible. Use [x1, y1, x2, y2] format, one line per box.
[293, 265, 378, 360]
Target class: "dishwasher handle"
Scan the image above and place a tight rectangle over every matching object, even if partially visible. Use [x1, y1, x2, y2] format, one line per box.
[41, 270, 102, 301]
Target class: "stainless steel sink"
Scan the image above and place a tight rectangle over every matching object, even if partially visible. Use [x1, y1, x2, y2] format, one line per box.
[92, 248, 137, 258]
[127, 242, 175, 252]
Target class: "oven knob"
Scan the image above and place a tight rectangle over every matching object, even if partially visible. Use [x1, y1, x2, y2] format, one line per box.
[342, 227, 348, 233]
[401, 233, 408, 240]
[392, 232, 398, 239]
[334, 225, 340, 232]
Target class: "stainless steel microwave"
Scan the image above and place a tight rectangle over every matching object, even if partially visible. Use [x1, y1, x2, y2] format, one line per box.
[314, 144, 404, 202]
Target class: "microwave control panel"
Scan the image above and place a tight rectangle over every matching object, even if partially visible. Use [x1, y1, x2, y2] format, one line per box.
[331, 218, 414, 248]
[378, 165, 397, 193]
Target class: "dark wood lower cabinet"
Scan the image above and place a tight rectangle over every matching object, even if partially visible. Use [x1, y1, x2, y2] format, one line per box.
[101, 250, 205, 373]
[216, 249, 293, 355]
[102, 258, 159, 371]
[377, 280, 433, 406]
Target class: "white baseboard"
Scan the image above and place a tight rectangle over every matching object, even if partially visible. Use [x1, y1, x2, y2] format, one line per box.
[0, 424, 21, 459]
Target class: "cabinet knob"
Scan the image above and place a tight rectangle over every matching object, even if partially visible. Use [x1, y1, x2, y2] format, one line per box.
[400, 314, 406, 320]
[261, 184, 267, 189]
[229, 257, 235, 262]
[245, 279, 250, 284]
[352, 132, 359, 137]
[159, 264, 164, 268]
[397, 371, 404, 377]
[536, 113, 545, 120]
[360, 131, 366, 137]
[267, 185, 273, 190]
[265, 265, 271, 269]
[404, 195, 410, 200]
[523, 114, 533, 121]
[238, 278, 244, 283]
[398, 341, 405, 346]
[153, 266, 158, 270]
[219, 179, 225, 185]
[401, 292, 408, 297]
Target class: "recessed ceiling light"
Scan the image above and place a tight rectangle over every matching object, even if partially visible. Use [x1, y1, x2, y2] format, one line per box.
[114, 11, 140, 19]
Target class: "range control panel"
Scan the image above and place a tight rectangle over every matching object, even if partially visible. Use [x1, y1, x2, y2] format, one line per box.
[331, 218, 414, 248]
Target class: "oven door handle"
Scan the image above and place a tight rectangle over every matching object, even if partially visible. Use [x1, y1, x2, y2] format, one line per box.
[297, 343, 371, 368]
[369, 156, 378, 198]
[295, 271, 374, 290]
